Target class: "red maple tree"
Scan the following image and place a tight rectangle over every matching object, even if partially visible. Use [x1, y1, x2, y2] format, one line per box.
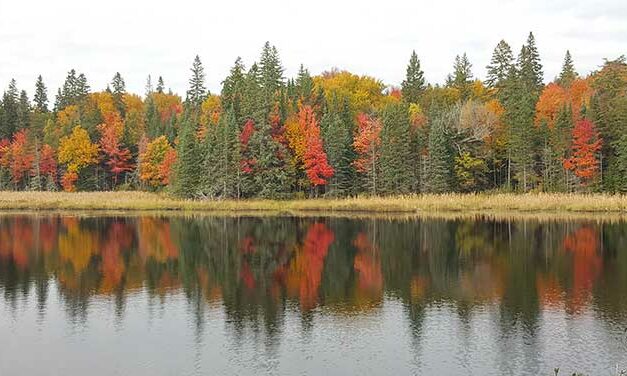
[563, 119, 602, 186]
[301, 105, 334, 186]
[98, 123, 134, 186]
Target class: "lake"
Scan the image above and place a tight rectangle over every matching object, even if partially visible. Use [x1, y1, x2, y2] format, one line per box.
[1, 213, 626, 375]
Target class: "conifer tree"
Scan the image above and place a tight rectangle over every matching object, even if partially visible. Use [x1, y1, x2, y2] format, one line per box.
[221, 57, 246, 123]
[321, 111, 353, 196]
[448, 53, 473, 100]
[17, 90, 30, 130]
[33, 75, 48, 113]
[485, 40, 514, 90]
[156, 76, 165, 94]
[201, 107, 240, 198]
[111, 72, 126, 115]
[0, 79, 19, 138]
[186, 55, 207, 108]
[173, 114, 200, 198]
[259, 42, 284, 112]
[426, 108, 453, 193]
[517, 32, 544, 94]
[379, 101, 412, 193]
[558, 50, 577, 87]
[401, 50, 426, 104]
[247, 119, 291, 198]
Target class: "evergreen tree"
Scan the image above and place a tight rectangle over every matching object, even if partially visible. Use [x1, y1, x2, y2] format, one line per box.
[173, 114, 201, 198]
[0, 79, 19, 138]
[401, 50, 426, 104]
[201, 107, 240, 198]
[259, 42, 284, 112]
[111, 72, 126, 115]
[186, 55, 207, 108]
[448, 53, 473, 100]
[33, 75, 48, 113]
[145, 75, 154, 97]
[321, 110, 353, 196]
[295, 64, 314, 103]
[517, 32, 544, 94]
[485, 40, 514, 90]
[379, 102, 412, 193]
[426, 107, 453, 193]
[557, 50, 577, 87]
[156, 76, 165, 94]
[221, 57, 246, 123]
[17, 90, 30, 130]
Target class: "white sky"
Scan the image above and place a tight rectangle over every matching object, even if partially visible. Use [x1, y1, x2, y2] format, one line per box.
[1, 0, 625, 99]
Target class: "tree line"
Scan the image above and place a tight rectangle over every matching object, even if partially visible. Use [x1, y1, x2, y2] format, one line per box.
[1, 35, 626, 198]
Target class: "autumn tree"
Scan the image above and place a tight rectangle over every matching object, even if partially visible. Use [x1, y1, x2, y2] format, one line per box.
[139, 136, 175, 188]
[98, 122, 134, 187]
[58, 126, 99, 191]
[563, 119, 602, 188]
[353, 113, 382, 194]
[301, 106, 333, 191]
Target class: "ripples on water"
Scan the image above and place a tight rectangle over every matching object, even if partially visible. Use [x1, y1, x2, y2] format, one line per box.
[0, 214, 626, 375]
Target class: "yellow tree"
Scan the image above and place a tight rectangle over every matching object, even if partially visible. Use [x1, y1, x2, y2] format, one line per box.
[139, 136, 175, 188]
[58, 126, 99, 191]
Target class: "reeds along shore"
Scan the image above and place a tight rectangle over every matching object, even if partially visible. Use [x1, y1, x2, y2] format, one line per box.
[0, 191, 626, 214]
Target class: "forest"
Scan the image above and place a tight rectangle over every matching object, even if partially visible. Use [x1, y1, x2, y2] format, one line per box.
[0, 33, 626, 198]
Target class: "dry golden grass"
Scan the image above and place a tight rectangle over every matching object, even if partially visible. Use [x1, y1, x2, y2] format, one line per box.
[0, 191, 626, 215]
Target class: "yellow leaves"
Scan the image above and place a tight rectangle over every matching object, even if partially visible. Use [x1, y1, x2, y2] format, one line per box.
[139, 136, 174, 187]
[58, 126, 99, 173]
[313, 70, 386, 114]
[123, 93, 146, 144]
[285, 113, 306, 166]
[55, 105, 80, 138]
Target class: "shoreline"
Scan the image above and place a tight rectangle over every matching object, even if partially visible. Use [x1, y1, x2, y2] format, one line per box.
[0, 191, 626, 216]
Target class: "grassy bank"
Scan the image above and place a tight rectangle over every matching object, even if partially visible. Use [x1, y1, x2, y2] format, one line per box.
[0, 191, 627, 214]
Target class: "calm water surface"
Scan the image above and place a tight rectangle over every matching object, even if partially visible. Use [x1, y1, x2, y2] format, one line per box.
[1, 214, 626, 375]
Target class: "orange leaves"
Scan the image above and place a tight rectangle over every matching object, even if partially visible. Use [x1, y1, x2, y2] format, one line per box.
[38, 144, 57, 182]
[535, 83, 567, 128]
[353, 112, 382, 173]
[535, 78, 594, 127]
[5, 130, 34, 186]
[139, 136, 175, 187]
[563, 119, 602, 185]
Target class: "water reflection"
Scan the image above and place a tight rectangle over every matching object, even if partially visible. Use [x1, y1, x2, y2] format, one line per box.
[1, 214, 626, 375]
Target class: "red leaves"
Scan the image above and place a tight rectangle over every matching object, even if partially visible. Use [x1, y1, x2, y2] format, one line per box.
[300, 105, 334, 186]
[353, 112, 381, 173]
[563, 119, 602, 185]
[98, 122, 134, 186]
[38, 144, 57, 183]
[7, 130, 34, 186]
[61, 170, 78, 192]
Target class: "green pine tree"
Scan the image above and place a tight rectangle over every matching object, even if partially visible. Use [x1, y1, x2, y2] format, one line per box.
[485, 40, 514, 91]
[33, 75, 48, 113]
[448, 53, 473, 101]
[401, 50, 426, 104]
[111, 72, 126, 115]
[379, 102, 412, 193]
[173, 114, 201, 198]
[186, 55, 207, 109]
[557, 50, 577, 87]
[321, 110, 353, 196]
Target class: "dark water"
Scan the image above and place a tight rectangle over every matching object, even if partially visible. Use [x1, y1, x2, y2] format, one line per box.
[1, 214, 626, 375]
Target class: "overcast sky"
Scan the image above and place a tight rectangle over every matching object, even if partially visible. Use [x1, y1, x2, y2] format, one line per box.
[1, 0, 625, 100]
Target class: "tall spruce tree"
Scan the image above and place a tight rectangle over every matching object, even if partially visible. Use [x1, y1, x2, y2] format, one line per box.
[485, 40, 514, 90]
[111, 72, 126, 115]
[201, 107, 240, 198]
[17, 90, 30, 130]
[448, 53, 473, 100]
[156, 76, 165, 94]
[186, 55, 207, 108]
[401, 50, 426, 104]
[379, 102, 412, 193]
[518, 32, 544, 94]
[247, 119, 291, 198]
[426, 107, 453, 193]
[33, 75, 48, 113]
[173, 114, 201, 198]
[221, 57, 246, 123]
[259, 42, 284, 113]
[321, 110, 353, 196]
[558, 50, 577, 87]
[0, 79, 19, 138]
